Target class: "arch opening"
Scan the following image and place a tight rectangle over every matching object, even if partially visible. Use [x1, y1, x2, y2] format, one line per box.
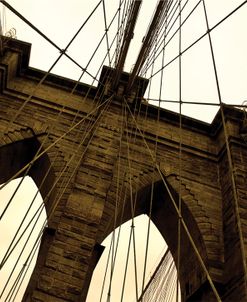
[0, 136, 56, 301]
[86, 214, 180, 301]
[93, 178, 209, 301]
[0, 176, 47, 301]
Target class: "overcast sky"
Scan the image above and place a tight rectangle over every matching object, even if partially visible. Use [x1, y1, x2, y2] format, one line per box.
[1, 0, 247, 301]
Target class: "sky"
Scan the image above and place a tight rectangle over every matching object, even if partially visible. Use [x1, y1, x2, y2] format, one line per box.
[0, 0, 247, 301]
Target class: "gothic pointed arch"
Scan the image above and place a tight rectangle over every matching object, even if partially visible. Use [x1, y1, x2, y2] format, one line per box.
[95, 173, 223, 301]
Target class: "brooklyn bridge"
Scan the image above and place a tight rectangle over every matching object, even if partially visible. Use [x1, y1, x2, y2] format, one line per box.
[0, 0, 247, 301]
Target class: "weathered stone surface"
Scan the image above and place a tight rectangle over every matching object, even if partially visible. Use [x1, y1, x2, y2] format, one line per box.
[1, 38, 247, 301]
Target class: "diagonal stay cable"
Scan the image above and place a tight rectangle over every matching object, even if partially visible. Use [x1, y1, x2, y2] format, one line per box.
[124, 93, 154, 301]
[74, 0, 126, 87]
[120, 221, 133, 302]
[0, 0, 102, 84]
[116, 101, 141, 302]
[100, 236, 113, 302]
[149, 0, 247, 80]
[123, 97, 222, 302]
[0, 0, 104, 137]
[0, 176, 25, 220]
[100, 186, 129, 301]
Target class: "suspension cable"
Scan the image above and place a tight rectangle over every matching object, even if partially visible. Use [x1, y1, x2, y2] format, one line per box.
[100, 236, 113, 302]
[5, 219, 47, 302]
[149, 0, 247, 81]
[140, 31, 162, 300]
[8, 231, 42, 302]
[143, 0, 200, 77]
[202, 0, 247, 295]
[102, 0, 111, 66]
[140, 0, 178, 77]
[0, 201, 45, 300]
[140, 0, 189, 76]
[115, 0, 124, 67]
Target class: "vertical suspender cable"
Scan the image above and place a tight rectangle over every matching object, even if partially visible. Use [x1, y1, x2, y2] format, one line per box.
[102, 0, 111, 66]
[140, 3, 169, 295]
[202, 0, 247, 295]
[177, 0, 182, 300]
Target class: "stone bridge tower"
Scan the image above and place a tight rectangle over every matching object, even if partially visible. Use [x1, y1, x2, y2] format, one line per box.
[1, 38, 247, 302]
